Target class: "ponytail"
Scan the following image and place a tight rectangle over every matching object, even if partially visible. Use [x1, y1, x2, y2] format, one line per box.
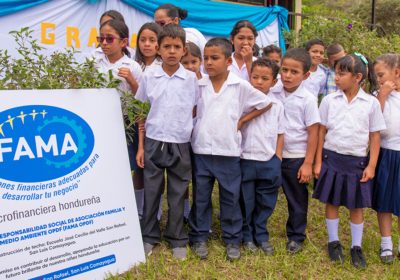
[122, 46, 131, 58]
[365, 56, 377, 95]
[156, 4, 188, 21]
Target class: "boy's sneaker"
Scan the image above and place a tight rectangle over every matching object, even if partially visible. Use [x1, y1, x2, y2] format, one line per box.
[259, 242, 275, 255]
[243, 242, 258, 255]
[191, 242, 208, 259]
[286, 240, 302, 254]
[379, 249, 394, 264]
[226, 243, 241, 261]
[172, 247, 187, 261]
[350, 246, 367, 269]
[143, 242, 154, 256]
[326, 241, 345, 264]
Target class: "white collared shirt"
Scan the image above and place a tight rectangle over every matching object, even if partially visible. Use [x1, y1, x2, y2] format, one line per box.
[135, 63, 199, 144]
[142, 59, 162, 73]
[320, 88, 386, 157]
[271, 82, 320, 158]
[90, 46, 136, 60]
[228, 53, 258, 82]
[241, 92, 284, 161]
[380, 90, 400, 151]
[191, 72, 272, 157]
[94, 54, 142, 96]
[303, 66, 326, 98]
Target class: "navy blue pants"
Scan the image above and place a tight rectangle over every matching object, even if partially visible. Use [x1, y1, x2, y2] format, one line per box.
[240, 156, 282, 244]
[189, 154, 242, 244]
[281, 158, 308, 243]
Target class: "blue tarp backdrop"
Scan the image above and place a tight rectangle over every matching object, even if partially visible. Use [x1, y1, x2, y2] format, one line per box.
[0, 0, 289, 51]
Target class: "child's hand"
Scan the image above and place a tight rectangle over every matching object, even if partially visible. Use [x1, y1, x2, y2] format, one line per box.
[360, 165, 375, 182]
[298, 163, 312, 183]
[118, 67, 136, 85]
[138, 122, 146, 132]
[313, 161, 322, 180]
[239, 46, 254, 63]
[379, 80, 396, 97]
[237, 120, 244, 131]
[136, 148, 145, 169]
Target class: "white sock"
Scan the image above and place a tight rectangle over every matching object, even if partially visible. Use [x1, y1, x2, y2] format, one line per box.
[157, 194, 164, 221]
[134, 189, 144, 219]
[184, 198, 191, 219]
[209, 229, 213, 233]
[326, 218, 339, 243]
[380, 236, 393, 256]
[350, 222, 364, 248]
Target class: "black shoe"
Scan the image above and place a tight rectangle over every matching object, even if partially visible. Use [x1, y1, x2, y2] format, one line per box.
[326, 241, 345, 264]
[208, 231, 218, 240]
[191, 242, 208, 259]
[286, 240, 302, 254]
[243, 242, 258, 255]
[379, 249, 394, 264]
[259, 242, 275, 255]
[226, 243, 241, 261]
[350, 246, 367, 269]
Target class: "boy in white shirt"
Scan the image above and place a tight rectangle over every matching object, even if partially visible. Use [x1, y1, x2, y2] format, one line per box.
[135, 23, 199, 261]
[270, 48, 320, 254]
[303, 39, 326, 99]
[240, 58, 284, 255]
[188, 37, 272, 261]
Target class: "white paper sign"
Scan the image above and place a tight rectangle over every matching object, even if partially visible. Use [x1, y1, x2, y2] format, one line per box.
[0, 89, 145, 280]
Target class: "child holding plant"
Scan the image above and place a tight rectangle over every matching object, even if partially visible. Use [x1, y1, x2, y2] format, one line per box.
[135, 23, 199, 261]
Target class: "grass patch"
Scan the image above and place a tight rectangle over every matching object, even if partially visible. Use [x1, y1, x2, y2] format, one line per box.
[108, 180, 400, 279]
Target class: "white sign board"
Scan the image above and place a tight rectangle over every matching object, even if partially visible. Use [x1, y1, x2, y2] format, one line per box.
[0, 89, 145, 280]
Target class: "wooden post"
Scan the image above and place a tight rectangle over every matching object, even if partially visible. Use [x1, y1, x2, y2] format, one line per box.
[371, 0, 376, 31]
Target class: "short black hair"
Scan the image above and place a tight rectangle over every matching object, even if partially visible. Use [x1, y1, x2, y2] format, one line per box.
[282, 48, 312, 74]
[251, 57, 280, 79]
[262, 44, 282, 58]
[205, 37, 232, 59]
[305, 39, 325, 51]
[326, 43, 344, 56]
[158, 23, 186, 46]
[253, 43, 260, 57]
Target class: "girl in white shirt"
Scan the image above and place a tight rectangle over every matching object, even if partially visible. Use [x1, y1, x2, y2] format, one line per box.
[228, 20, 258, 82]
[371, 53, 400, 263]
[133, 22, 163, 222]
[313, 54, 386, 269]
[90, 10, 135, 59]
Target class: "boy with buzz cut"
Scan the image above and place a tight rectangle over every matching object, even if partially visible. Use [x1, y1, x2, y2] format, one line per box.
[240, 57, 284, 255]
[135, 23, 199, 261]
[270, 48, 320, 254]
[320, 43, 346, 98]
[189, 37, 273, 261]
[303, 39, 326, 99]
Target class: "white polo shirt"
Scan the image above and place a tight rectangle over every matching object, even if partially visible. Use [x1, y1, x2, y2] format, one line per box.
[94, 54, 142, 96]
[90, 46, 136, 60]
[271, 82, 320, 158]
[303, 66, 326, 98]
[228, 53, 257, 82]
[380, 90, 400, 151]
[135, 63, 199, 144]
[319, 88, 386, 157]
[191, 72, 272, 157]
[241, 92, 285, 161]
[143, 59, 162, 73]
[184, 28, 207, 58]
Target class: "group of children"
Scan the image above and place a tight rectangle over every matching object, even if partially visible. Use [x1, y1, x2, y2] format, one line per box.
[90, 6, 400, 270]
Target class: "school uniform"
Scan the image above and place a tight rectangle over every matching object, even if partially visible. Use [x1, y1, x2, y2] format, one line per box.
[313, 88, 386, 209]
[271, 82, 320, 243]
[228, 53, 258, 82]
[240, 92, 284, 244]
[90, 46, 136, 60]
[372, 90, 400, 216]
[94, 54, 142, 171]
[189, 72, 272, 245]
[135, 63, 199, 248]
[303, 66, 326, 99]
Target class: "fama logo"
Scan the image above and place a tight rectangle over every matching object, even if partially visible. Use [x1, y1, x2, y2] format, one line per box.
[0, 105, 95, 183]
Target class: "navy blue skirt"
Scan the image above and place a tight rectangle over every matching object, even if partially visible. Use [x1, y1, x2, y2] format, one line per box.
[313, 149, 371, 209]
[371, 148, 400, 216]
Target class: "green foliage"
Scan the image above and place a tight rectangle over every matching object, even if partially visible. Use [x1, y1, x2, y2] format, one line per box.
[0, 27, 149, 142]
[353, 0, 400, 35]
[283, 14, 400, 61]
